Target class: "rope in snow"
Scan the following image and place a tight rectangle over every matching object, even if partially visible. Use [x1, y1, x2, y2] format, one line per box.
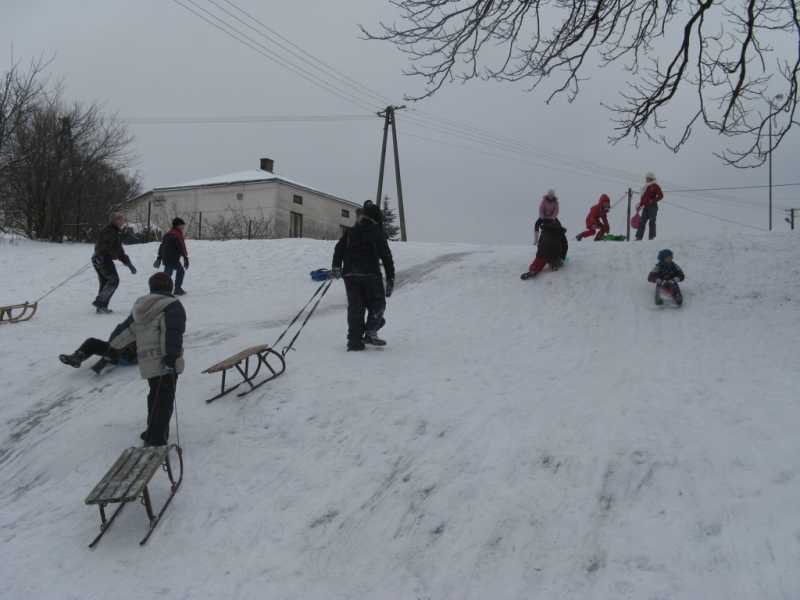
[281, 279, 334, 357]
[272, 280, 331, 350]
[33, 263, 92, 303]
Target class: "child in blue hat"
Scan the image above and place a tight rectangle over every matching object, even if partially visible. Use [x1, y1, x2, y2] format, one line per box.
[648, 249, 685, 305]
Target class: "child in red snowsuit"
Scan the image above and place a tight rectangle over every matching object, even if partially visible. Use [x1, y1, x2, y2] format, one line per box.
[576, 194, 611, 241]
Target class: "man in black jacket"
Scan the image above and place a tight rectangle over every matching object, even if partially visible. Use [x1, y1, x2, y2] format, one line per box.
[92, 213, 136, 313]
[332, 201, 395, 351]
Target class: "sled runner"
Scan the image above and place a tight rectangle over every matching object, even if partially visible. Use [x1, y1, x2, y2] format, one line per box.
[202, 344, 286, 403]
[85, 444, 183, 547]
[0, 301, 37, 324]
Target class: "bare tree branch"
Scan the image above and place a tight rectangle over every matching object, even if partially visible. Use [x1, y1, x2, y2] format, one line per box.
[362, 0, 799, 166]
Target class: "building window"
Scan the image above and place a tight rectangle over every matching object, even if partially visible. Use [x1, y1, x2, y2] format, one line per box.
[236, 192, 244, 201]
[341, 209, 350, 218]
[293, 194, 303, 205]
[290, 212, 303, 238]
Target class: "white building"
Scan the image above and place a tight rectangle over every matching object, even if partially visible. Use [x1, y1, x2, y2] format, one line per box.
[127, 158, 359, 240]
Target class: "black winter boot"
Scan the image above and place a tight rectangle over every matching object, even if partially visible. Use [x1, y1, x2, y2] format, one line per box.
[59, 351, 87, 368]
[363, 331, 387, 346]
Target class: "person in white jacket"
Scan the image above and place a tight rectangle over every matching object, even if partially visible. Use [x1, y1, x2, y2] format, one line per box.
[111, 272, 186, 446]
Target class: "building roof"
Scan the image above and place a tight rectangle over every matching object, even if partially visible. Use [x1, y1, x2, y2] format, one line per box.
[152, 169, 359, 207]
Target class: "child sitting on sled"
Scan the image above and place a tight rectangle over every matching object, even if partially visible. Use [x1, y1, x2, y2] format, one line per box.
[648, 249, 685, 306]
[59, 320, 138, 373]
[521, 219, 568, 279]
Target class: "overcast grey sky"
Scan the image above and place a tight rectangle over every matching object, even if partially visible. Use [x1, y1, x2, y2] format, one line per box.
[3, 0, 798, 243]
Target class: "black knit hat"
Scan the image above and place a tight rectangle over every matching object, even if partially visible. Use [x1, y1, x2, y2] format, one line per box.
[172, 217, 186, 228]
[149, 272, 174, 294]
[362, 201, 383, 223]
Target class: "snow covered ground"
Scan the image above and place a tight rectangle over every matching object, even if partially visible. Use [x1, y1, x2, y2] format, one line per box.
[1, 232, 799, 599]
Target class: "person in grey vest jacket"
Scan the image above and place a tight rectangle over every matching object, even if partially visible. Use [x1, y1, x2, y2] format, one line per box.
[111, 272, 186, 446]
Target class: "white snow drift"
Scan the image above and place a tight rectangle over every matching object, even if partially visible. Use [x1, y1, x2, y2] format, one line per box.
[1, 233, 799, 599]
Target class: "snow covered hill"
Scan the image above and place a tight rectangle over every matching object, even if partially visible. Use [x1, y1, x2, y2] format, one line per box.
[1, 233, 799, 599]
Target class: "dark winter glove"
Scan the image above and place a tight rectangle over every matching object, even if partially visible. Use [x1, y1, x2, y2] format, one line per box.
[161, 356, 177, 375]
[128, 263, 137, 275]
[183, 256, 189, 269]
[331, 268, 342, 279]
[153, 258, 161, 269]
[385, 278, 394, 298]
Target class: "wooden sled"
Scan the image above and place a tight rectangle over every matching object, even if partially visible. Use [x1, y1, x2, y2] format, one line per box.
[202, 344, 286, 403]
[0, 301, 37, 324]
[85, 444, 183, 548]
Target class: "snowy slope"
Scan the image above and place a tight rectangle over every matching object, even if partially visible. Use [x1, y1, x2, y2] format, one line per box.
[1, 233, 799, 600]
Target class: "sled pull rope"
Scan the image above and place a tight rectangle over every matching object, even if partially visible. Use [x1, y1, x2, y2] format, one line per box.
[281, 279, 333, 357]
[34, 263, 92, 303]
[272, 280, 329, 349]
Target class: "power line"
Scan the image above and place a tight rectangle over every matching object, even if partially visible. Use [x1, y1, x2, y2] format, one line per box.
[663, 200, 768, 231]
[171, 0, 791, 216]
[174, 0, 647, 186]
[170, 0, 379, 113]
[123, 114, 374, 125]
[664, 183, 800, 193]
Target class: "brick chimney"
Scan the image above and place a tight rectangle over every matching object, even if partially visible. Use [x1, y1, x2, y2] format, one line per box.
[260, 157, 274, 173]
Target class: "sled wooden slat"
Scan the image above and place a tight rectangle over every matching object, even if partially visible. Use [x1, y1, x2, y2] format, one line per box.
[86, 446, 167, 504]
[202, 344, 286, 403]
[85, 444, 183, 548]
[203, 345, 271, 373]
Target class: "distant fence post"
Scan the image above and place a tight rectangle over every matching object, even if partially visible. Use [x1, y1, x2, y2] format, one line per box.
[626, 188, 632, 241]
[247, 219, 252, 240]
[198, 212, 203, 240]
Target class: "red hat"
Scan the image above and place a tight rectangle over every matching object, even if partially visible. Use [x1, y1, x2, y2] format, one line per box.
[599, 194, 611, 206]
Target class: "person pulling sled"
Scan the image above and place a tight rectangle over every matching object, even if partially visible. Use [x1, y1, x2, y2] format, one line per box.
[576, 194, 611, 241]
[154, 218, 189, 295]
[59, 320, 138, 374]
[91, 213, 137, 313]
[521, 219, 568, 279]
[109, 272, 186, 446]
[648, 249, 685, 306]
[635, 173, 664, 241]
[332, 201, 395, 351]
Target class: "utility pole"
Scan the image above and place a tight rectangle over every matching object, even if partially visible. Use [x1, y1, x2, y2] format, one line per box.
[768, 93, 785, 232]
[785, 208, 798, 230]
[375, 105, 408, 241]
[626, 188, 633, 241]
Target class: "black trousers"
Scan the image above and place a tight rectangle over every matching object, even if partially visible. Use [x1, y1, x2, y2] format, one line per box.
[78, 337, 110, 357]
[92, 254, 119, 307]
[636, 204, 658, 240]
[145, 374, 177, 446]
[344, 275, 386, 344]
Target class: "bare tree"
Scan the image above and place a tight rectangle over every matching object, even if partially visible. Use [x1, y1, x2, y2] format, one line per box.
[0, 59, 47, 165]
[202, 206, 274, 240]
[362, 1, 799, 166]
[3, 91, 137, 241]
